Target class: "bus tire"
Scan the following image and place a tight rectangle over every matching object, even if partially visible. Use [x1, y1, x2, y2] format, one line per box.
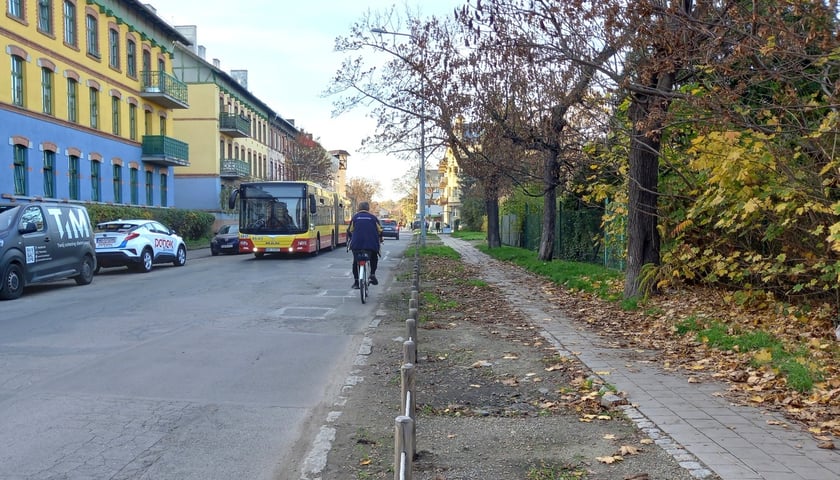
[313, 234, 321, 256]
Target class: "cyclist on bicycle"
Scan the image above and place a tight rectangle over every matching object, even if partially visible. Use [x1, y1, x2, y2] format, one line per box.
[347, 201, 383, 289]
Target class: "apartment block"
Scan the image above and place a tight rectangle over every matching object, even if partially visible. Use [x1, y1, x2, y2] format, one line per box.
[1, 0, 191, 207]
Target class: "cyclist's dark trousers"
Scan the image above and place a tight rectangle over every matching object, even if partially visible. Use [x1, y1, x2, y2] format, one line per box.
[352, 250, 378, 280]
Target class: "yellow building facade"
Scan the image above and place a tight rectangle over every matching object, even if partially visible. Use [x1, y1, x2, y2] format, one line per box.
[171, 34, 303, 212]
[1, 0, 190, 207]
[437, 143, 463, 228]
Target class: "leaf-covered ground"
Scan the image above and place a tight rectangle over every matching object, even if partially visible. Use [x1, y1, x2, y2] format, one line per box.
[319, 242, 838, 479]
[538, 279, 840, 443]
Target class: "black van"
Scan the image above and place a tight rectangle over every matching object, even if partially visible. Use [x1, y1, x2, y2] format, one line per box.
[0, 203, 96, 300]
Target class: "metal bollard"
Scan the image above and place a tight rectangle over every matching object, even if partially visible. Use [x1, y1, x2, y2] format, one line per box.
[403, 337, 416, 365]
[401, 363, 416, 459]
[393, 415, 414, 480]
[408, 307, 418, 322]
[405, 318, 417, 358]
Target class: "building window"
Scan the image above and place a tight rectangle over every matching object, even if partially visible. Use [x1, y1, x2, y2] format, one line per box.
[159, 115, 166, 136]
[67, 78, 77, 122]
[8, 0, 22, 19]
[141, 49, 150, 86]
[108, 28, 119, 69]
[159, 173, 167, 207]
[145, 170, 153, 206]
[43, 150, 56, 198]
[85, 14, 98, 57]
[126, 39, 136, 77]
[144, 109, 152, 134]
[41, 67, 53, 115]
[63, 0, 76, 46]
[91, 159, 101, 202]
[89, 86, 98, 129]
[38, 0, 53, 34]
[13, 145, 28, 196]
[129, 103, 137, 140]
[69, 154, 80, 200]
[130, 166, 138, 204]
[112, 164, 122, 203]
[11, 55, 25, 107]
[111, 96, 120, 135]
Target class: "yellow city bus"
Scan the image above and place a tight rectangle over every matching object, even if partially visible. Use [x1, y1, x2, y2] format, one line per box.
[228, 181, 351, 256]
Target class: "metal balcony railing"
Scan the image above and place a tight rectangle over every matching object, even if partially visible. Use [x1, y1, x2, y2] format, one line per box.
[140, 70, 189, 109]
[141, 135, 190, 167]
[219, 113, 251, 138]
[220, 158, 250, 177]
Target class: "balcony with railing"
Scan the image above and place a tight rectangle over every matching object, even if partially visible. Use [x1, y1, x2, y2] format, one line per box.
[219, 113, 251, 138]
[220, 158, 250, 178]
[141, 136, 190, 167]
[140, 70, 189, 109]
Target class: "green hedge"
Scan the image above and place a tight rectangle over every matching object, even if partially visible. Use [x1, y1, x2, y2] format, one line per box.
[85, 204, 215, 241]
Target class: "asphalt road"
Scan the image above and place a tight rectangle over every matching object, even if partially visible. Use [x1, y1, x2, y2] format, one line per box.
[0, 236, 407, 479]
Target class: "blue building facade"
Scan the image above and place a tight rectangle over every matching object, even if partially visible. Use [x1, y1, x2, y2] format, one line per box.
[1, 0, 189, 208]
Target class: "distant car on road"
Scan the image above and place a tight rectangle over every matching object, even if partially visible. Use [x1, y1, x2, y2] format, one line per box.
[210, 224, 240, 256]
[94, 219, 186, 273]
[381, 219, 399, 240]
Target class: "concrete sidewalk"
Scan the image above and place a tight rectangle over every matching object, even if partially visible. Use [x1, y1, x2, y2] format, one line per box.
[438, 235, 840, 480]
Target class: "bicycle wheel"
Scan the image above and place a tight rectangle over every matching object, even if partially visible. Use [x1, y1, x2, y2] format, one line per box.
[359, 262, 367, 304]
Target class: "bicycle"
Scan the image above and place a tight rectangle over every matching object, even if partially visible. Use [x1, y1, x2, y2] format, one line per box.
[354, 250, 371, 304]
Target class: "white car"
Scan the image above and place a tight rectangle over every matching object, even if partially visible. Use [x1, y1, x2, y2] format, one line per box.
[94, 219, 187, 273]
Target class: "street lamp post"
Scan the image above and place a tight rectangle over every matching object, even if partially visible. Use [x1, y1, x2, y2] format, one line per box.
[371, 27, 426, 246]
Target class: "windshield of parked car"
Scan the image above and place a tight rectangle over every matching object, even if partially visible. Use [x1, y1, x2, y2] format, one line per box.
[96, 223, 139, 233]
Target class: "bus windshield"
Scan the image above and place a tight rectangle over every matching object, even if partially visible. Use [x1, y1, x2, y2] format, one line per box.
[240, 184, 307, 234]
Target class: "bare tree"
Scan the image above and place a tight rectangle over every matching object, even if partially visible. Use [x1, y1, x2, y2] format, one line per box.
[285, 133, 335, 187]
[346, 176, 381, 210]
[456, 0, 621, 259]
[330, 10, 526, 245]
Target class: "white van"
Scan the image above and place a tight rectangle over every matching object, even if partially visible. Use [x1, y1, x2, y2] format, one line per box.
[0, 202, 96, 300]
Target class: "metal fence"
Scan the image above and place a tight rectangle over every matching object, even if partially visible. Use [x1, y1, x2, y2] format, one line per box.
[501, 201, 625, 270]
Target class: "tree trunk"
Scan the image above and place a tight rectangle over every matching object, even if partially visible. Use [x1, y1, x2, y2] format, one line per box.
[538, 151, 560, 260]
[485, 183, 502, 248]
[623, 93, 664, 299]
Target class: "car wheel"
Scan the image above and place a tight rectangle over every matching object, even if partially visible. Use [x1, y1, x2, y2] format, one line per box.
[211, 245, 219, 256]
[0, 262, 24, 300]
[254, 252, 265, 258]
[74, 255, 95, 285]
[396, 235, 400, 240]
[134, 248, 154, 273]
[174, 245, 187, 266]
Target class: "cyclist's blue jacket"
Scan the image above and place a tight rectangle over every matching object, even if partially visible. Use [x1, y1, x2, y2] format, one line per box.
[347, 210, 382, 252]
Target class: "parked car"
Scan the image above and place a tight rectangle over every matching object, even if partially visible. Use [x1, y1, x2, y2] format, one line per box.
[94, 219, 186, 273]
[210, 224, 240, 256]
[381, 219, 400, 240]
[0, 202, 96, 300]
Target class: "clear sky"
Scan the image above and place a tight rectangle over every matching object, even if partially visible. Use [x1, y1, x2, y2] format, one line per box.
[149, 0, 462, 201]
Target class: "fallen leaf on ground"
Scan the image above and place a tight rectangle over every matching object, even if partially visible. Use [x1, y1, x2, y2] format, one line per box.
[620, 445, 641, 455]
[596, 455, 624, 464]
